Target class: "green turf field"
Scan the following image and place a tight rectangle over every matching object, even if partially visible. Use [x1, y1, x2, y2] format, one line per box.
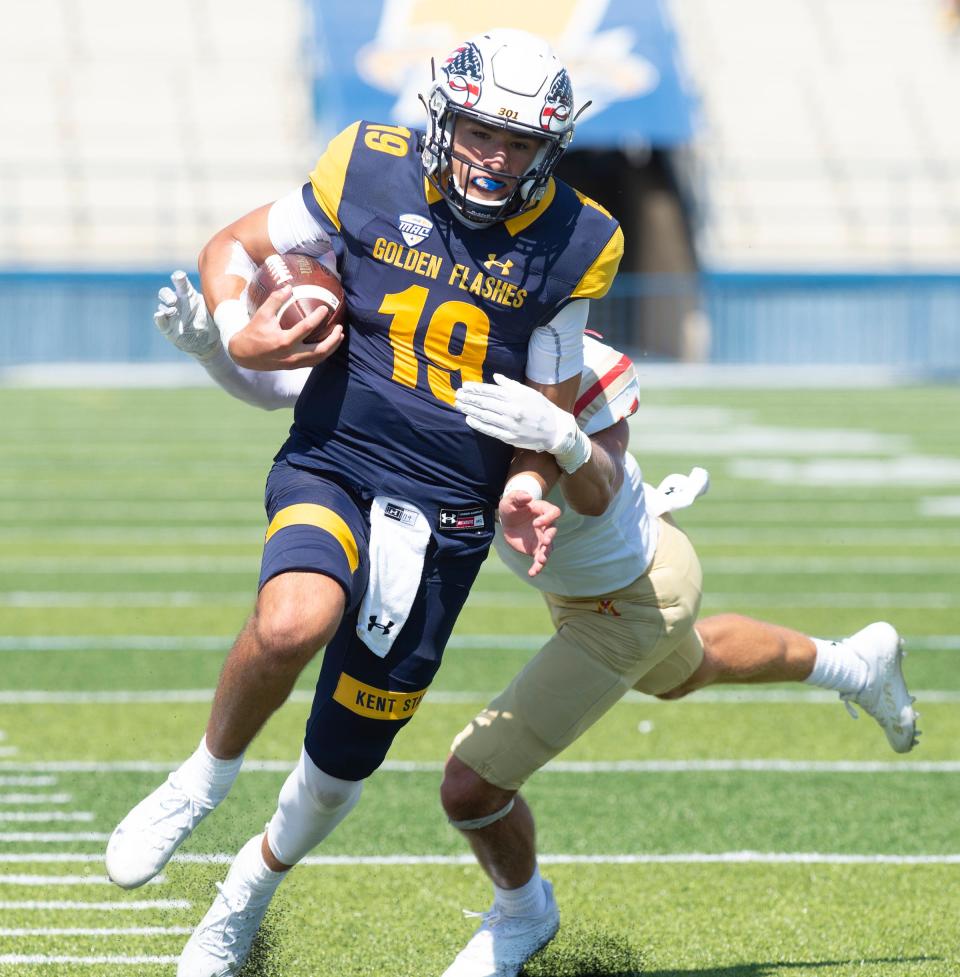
[1, 383, 958, 976]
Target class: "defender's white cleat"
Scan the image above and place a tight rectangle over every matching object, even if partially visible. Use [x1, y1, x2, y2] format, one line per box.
[106, 773, 215, 889]
[840, 622, 919, 753]
[177, 838, 277, 977]
[441, 880, 559, 977]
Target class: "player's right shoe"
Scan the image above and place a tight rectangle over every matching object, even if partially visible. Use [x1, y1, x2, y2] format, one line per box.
[106, 773, 216, 889]
[840, 621, 919, 753]
[177, 836, 278, 977]
[441, 880, 559, 977]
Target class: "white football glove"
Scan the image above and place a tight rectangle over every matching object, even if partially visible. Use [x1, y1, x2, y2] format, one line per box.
[644, 467, 710, 517]
[455, 373, 592, 474]
[154, 271, 222, 361]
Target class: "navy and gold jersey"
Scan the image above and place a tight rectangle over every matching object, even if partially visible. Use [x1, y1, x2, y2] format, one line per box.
[278, 120, 622, 538]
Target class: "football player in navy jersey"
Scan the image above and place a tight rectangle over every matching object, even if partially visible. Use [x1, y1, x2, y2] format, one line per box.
[106, 28, 624, 977]
[152, 280, 919, 977]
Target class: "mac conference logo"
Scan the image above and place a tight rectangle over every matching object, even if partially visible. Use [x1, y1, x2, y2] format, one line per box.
[398, 214, 433, 247]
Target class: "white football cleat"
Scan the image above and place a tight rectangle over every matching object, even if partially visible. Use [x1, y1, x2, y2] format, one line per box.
[177, 838, 277, 977]
[840, 622, 919, 753]
[106, 773, 215, 889]
[441, 880, 559, 977]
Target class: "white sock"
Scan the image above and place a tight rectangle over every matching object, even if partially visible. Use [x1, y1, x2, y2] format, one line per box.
[174, 736, 244, 809]
[494, 865, 547, 917]
[230, 834, 287, 897]
[805, 638, 868, 694]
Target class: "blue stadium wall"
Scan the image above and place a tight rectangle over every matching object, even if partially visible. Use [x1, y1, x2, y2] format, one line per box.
[2, 271, 960, 371]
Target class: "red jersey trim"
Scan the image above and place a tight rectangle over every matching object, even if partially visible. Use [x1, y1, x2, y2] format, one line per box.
[574, 353, 633, 418]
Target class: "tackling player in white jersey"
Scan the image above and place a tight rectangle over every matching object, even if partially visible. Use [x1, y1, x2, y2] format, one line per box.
[155, 274, 918, 977]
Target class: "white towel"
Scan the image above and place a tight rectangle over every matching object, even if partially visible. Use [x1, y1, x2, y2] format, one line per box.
[644, 466, 710, 517]
[357, 497, 431, 658]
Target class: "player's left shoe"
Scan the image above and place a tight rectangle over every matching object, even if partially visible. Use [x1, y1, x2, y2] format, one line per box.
[441, 880, 559, 977]
[177, 837, 277, 977]
[106, 773, 215, 889]
[840, 621, 919, 753]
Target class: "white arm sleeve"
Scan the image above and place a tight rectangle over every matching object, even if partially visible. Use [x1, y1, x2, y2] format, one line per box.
[267, 187, 339, 276]
[525, 299, 589, 385]
[200, 343, 308, 410]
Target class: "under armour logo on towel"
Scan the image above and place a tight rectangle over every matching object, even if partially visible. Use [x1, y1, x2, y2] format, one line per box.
[596, 600, 621, 617]
[367, 616, 395, 635]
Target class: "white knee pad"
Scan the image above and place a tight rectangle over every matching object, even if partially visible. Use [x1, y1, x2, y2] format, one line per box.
[266, 748, 363, 866]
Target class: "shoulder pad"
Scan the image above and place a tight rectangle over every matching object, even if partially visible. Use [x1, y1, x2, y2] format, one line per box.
[574, 335, 639, 435]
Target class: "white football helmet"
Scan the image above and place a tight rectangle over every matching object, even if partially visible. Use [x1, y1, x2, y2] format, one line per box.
[422, 28, 577, 225]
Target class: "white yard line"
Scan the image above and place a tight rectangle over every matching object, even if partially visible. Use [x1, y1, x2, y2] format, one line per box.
[1, 688, 958, 705]
[542, 852, 960, 865]
[6, 851, 953, 868]
[0, 926, 191, 936]
[8, 526, 954, 547]
[0, 874, 166, 886]
[5, 555, 957, 575]
[701, 557, 960, 574]
[0, 634, 544, 653]
[0, 926, 193, 936]
[0, 955, 179, 965]
[0, 592, 253, 608]
[0, 528, 259, 545]
[0, 636, 231, 652]
[703, 592, 957, 609]
[688, 528, 960, 546]
[1, 590, 957, 609]
[3, 558, 260, 574]
[0, 794, 71, 805]
[0, 833, 109, 843]
[1, 633, 957, 653]
[0, 812, 94, 823]
[0, 777, 57, 787]
[0, 899, 190, 911]
[0, 748, 19, 757]
[519, 759, 960, 773]
[0, 759, 956, 775]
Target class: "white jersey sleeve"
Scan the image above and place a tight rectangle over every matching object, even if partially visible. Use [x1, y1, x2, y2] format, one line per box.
[524, 299, 589, 385]
[267, 187, 339, 276]
[201, 343, 309, 410]
[574, 334, 640, 435]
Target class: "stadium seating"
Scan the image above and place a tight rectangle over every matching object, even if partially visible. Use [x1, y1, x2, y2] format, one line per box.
[3, 0, 958, 272]
[668, 0, 960, 266]
[0, 0, 314, 267]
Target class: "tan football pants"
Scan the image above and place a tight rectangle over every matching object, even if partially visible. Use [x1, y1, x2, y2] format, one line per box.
[452, 515, 704, 790]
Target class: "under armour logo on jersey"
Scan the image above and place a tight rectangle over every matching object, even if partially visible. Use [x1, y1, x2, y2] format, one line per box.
[398, 213, 433, 247]
[438, 507, 486, 532]
[596, 600, 621, 617]
[484, 255, 514, 276]
[367, 616, 395, 635]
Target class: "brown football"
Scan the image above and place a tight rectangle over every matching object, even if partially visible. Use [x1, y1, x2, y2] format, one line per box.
[247, 253, 346, 343]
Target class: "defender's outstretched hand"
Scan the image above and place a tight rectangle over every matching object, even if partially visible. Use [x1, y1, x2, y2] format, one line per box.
[227, 287, 344, 371]
[498, 490, 561, 577]
[154, 271, 221, 360]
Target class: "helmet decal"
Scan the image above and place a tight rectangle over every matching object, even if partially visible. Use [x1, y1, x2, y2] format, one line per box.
[540, 69, 573, 133]
[442, 42, 484, 108]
